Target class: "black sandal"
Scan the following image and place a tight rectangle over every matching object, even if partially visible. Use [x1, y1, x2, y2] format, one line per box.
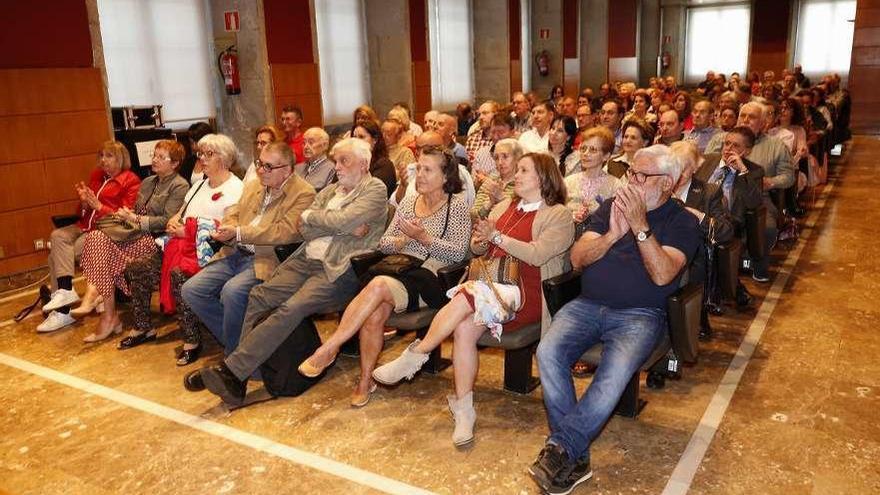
[117, 331, 157, 350]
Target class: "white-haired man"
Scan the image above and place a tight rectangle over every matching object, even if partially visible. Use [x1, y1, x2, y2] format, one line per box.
[530, 145, 700, 494]
[196, 138, 389, 406]
[295, 127, 334, 191]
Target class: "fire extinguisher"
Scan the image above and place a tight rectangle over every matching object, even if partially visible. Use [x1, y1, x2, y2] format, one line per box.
[661, 50, 671, 70]
[535, 50, 550, 77]
[218, 46, 241, 95]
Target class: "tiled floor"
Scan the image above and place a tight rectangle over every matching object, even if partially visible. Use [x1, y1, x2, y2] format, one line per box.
[0, 137, 877, 494]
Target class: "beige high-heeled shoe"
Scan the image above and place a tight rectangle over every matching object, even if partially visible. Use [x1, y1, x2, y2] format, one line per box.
[71, 296, 105, 317]
[83, 321, 122, 343]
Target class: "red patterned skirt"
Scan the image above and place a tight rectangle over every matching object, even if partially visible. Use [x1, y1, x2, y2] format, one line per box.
[81, 230, 157, 299]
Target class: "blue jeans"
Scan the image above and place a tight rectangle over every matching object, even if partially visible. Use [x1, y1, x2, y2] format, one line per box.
[536, 297, 666, 460]
[181, 252, 260, 354]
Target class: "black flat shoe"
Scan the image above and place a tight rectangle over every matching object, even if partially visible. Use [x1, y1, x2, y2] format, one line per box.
[201, 363, 247, 406]
[118, 331, 157, 350]
[176, 345, 201, 366]
[183, 369, 205, 392]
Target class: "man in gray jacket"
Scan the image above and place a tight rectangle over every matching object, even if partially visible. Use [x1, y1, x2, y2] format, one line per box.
[198, 138, 388, 405]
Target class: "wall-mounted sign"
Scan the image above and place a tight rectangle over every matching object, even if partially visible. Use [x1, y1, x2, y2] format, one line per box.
[224, 11, 240, 32]
[539, 28, 551, 40]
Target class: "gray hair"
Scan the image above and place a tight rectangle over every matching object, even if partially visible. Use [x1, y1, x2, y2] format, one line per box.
[740, 101, 765, 119]
[303, 127, 330, 147]
[331, 137, 372, 169]
[633, 144, 682, 184]
[198, 133, 238, 169]
[494, 138, 524, 161]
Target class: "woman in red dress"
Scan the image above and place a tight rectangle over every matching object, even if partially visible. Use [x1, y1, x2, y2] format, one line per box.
[371, 152, 575, 447]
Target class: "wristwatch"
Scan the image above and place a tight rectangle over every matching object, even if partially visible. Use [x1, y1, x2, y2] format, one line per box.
[490, 230, 503, 245]
[635, 229, 653, 242]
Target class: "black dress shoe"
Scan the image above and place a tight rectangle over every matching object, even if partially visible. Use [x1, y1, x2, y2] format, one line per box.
[183, 369, 205, 392]
[176, 345, 201, 366]
[736, 284, 753, 307]
[201, 363, 247, 406]
[118, 331, 157, 350]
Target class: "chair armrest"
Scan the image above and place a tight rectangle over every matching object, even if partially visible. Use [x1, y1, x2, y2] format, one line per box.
[274, 242, 302, 263]
[437, 260, 469, 291]
[542, 270, 582, 317]
[350, 250, 385, 278]
[744, 204, 767, 260]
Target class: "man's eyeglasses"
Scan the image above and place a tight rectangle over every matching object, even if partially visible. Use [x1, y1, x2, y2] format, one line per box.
[255, 158, 289, 172]
[625, 169, 667, 184]
[196, 150, 217, 160]
[254, 140, 272, 148]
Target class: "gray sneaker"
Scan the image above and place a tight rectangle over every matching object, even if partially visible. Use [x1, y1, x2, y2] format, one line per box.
[372, 339, 429, 385]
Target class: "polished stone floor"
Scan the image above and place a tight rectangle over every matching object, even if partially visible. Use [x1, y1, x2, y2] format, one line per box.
[0, 137, 878, 494]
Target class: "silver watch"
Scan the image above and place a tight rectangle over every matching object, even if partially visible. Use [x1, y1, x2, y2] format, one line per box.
[490, 231, 503, 245]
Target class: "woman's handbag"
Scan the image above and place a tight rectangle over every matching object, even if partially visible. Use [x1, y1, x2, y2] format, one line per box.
[95, 215, 142, 243]
[366, 253, 425, 277]
[467, 254, 520, 286]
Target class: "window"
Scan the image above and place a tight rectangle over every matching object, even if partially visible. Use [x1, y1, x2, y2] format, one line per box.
[314, 0, 371, 125]
[684, 4, 751, 85]
[794, 0, 856, 80]
[521, 0, 531, 93]
[428, 0, 474, 110]
[97, 0, 215, 126]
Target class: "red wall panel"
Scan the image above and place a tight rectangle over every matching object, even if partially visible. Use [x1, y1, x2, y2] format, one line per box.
[509, 0, 521, 60]
[562, 0, 578, 59]
[608, 0, 638, 58]
[263, 0, 315, 64]
[0, 0, 92, 68]
[409, 0, 428, 62]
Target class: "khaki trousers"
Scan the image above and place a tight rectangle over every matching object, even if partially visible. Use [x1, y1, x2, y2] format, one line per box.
[48, 224, 85, 290]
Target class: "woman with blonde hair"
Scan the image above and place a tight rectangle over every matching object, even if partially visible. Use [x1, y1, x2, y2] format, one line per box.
[38, 141, 141, 334]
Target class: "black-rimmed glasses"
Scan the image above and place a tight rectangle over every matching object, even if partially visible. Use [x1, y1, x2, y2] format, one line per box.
[625, 169, 667, 184]
[255, 158, 290, 172]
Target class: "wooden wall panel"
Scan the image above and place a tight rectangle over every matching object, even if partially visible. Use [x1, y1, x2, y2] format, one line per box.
[0, 0, 92, 69]
[851, 4, 880, 133]
[263, 0, 315, 65]
[0, 161, 47, 211]
[411, 61, 432, 124]
[44, 154, 97, 202]
[270, 63, 323, 128]
[748, 0, 792, 75]
[0, 68, 110, 276]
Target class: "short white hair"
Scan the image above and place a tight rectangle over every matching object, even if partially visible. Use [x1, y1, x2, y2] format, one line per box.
[494, 138, 523, 160]
[740, 101, 765, 119]
[331, 137, 372, 169]
[304, 127, 329, 146]
[198, 134, 238, 169]
[633, 144, 682, 184]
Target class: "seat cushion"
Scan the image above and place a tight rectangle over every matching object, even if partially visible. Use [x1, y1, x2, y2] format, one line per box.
[387, 309, 438, 330]
[580, 332, 671, 371]
[477, 323, 541, 350]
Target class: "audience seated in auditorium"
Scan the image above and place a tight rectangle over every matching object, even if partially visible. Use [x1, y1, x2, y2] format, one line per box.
[465, 101, 499, 162]
[243, 125, 284, 184]
[656, 110, 685, 146]
[510, 91, 532, 134]
[471, 113, 517, 185]
[471, 138, 521, 220]
[77, 140, 188, 342]
[564, 127, 622, 225]
[391, 131, 476, 208]
[352, 120, 397, 198]
[530, 145, 699, 494]
[280, 106, 306, 164]
[181, 142, 315, 360]
[38, 141, 142, 334]
[123, 134, 244, 365]
[196, 138, 388, 406]
[295, 127, 335, 191]
[518, 101, 555, 153]
[608, 118, 654, 180]
[297, 145, 470, 408]
[684, 100, 719, 153]
[370, 152, 574, 446]
[598, 99, 625, 153]
[548, 115, 580, 176]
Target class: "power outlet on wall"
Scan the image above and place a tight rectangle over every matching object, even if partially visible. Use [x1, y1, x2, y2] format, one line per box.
[33, 239, 45, 250]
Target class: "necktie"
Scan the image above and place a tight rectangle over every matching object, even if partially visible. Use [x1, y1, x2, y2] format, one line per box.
[712, 166, 734, 209]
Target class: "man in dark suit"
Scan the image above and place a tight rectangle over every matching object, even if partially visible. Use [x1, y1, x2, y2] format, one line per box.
[696, 126, 765, 308]
[672, 141, 733, 338]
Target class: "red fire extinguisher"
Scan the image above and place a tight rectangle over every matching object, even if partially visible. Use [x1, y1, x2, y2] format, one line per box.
[218, 46, 241, 95]
[535, 50, 551, 77]
[661, 50, 671, 70]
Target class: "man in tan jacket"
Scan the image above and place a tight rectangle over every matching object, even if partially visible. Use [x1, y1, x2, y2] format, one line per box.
[182, 142, 315, 354]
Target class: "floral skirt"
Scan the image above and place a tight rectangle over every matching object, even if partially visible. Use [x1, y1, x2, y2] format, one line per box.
[447, 280, 522, 341]
[81, 231, 157, 299]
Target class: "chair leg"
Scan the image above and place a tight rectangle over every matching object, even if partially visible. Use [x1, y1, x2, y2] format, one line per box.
[613, 372, 645, 418]
[502, 345, 540, 394]
[417, 327, 450, 374]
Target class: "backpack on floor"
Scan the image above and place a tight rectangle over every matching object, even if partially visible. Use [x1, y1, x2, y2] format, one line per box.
[259, 318, 326, 397]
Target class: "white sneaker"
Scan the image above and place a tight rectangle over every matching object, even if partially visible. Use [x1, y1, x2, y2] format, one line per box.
[36, 311, 76, 333]
[42, 289, 81, 312]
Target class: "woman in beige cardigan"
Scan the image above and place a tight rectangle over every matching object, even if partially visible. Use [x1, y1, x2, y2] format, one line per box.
[372, 152, 574, 447]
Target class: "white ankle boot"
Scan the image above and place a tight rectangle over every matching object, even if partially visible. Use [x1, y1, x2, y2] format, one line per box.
[372, 339, 429, 385]
[448, 391, 476, 447]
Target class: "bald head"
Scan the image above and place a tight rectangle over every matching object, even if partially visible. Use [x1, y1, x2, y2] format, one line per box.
[416, 130, 444, 148]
